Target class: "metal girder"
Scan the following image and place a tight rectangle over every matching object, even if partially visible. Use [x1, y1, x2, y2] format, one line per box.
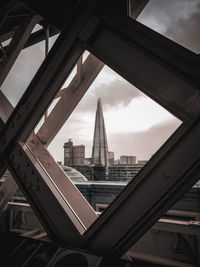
[0, 89, 90, 240]
[0, 1, 99, 159]
[0, 91, 18, 211]
[0, 90, 13, 119]
[6, 141, 85, 244]
[76, 14, 200, 256]
[0, 160, 6, 186]
[152, 218, 200, 236]
[1, 0, 200, 260]
[37, 53, 104, 146]
[0, 0, 101, 237]
[126, 251, 195, 267]
[128, 0, 149, 19]
[0, 0, 101, 246]
[20, 0, 86, 31]
[27, 134, 97, 229]
[0, 90, 13, 135]
[0, 15, 40, 87]
[23, 26, 59, 49]
[0, 172, 18, 211]
[82, 15, 200, 123]
[0, 90, 97, 231]
[82, 120, 200, 256]
[0, 0, 149, 248]
[0, 59, 98, 237]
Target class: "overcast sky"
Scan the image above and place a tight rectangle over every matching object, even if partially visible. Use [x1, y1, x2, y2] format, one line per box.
[1, 0, 199, 162]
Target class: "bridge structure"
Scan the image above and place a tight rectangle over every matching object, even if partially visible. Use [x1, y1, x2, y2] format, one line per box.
[0, 0, 200, 266]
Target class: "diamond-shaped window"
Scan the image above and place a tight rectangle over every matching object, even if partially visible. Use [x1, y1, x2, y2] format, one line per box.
[28, 50, 181, 235]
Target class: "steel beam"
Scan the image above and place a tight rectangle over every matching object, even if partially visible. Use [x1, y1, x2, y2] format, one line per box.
[0, 91, 13, 191]
[152, 218, 200, 236]
[0, 161, 6, 184]
[0, 15, 40, 87]
[0, 172, 18, 211]
[6, 141, 85, 244]
[0, 91, 18, 211]
[23, 26, 59, 49]
[0, 90, 13, 124]
[126, 251, 195, 267]
[1, 0, 200, 259]
[82, 120, 200, 256]
[0, 90, 13, 119]
[0, 0, 99, 158]
[82, 16, 200, 123]
[128, 0, 149, 19]
[37, 53, 104, 146]
[27, 134, 97, 229]
[0, 0, 100, 246]
[76, 54, 83, 83]
[0, 88, 97, 237]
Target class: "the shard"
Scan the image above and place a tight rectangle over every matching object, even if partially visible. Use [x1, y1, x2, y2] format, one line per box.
[91, 98, 109, 169]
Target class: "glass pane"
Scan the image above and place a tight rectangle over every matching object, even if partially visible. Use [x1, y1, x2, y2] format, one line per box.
[136, 0, 200, 54]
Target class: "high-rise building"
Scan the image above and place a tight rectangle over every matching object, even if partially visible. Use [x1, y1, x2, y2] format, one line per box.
[108, 164, 144, 181]
[91, 98, 109, 169]
[63, 139, 73, 165]
[63, 139, 85, 166]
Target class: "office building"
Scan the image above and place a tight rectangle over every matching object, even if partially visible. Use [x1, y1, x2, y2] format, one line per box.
[108, 163, 144, 181]
[64, 140, 85, 166]
[120, 155, 136, 165]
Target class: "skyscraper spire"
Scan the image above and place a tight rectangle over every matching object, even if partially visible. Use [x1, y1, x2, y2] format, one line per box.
[92, 98, 109, 169]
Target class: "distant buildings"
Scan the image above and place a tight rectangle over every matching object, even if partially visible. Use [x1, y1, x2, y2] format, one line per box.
[63, 99, 147, 181]
[84, 158, 93, 165]
[108, 151, 114, 166]
[108, 163, 145, 181]
[120, 155, 136, 165]
[63, 139, 85, 166]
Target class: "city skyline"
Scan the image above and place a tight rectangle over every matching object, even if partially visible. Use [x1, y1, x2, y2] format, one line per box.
[47, 53, 182, 161]
[57, 93, 180, 163]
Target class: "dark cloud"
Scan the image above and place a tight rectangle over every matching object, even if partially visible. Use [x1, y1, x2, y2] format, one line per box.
[138, 0, 200, 53]
[166, 3, 200, 53]
[93, 78, 142, 109]
[74, 77, 143, 114]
